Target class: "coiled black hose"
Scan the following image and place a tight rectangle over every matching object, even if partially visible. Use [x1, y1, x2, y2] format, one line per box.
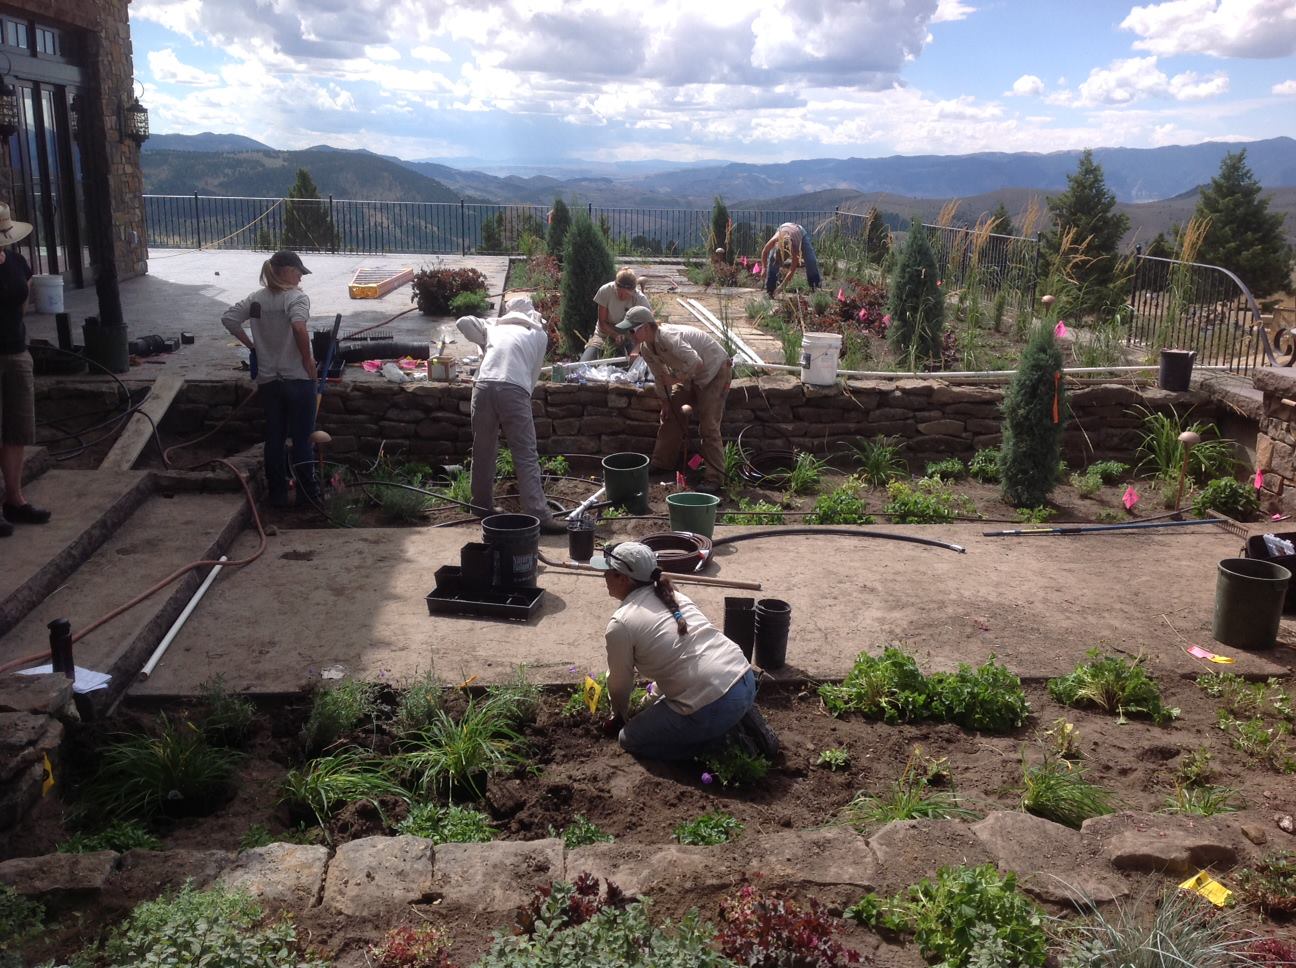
[711, 527, 966, 554]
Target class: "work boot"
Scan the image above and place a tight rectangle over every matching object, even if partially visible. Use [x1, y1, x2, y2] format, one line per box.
[2, 502, 51, 525]
[0, 515, 12, 538]
[738, 706, 780, 759]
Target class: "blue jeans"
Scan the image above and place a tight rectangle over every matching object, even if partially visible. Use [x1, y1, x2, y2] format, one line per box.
[619, 669, 755, 761]
[260, 379, 317, 502]
[765, 225, 822, 295]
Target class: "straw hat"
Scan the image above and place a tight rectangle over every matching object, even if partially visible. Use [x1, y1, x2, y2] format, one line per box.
[0, 203, 33, 246]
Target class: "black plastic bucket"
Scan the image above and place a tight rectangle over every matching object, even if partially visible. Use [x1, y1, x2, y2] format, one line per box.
[754, 598, 791, 670]
[602, 452, 650, 515]
[567, 519, 596, 562]
[1213, 557, 1290, 650]
[1158, 349, 1196, 392]
[82, 317, 129, 374]
[459, 542, 496, 590]
[723, 596, 756, 661]
[482, 513, 540, 588]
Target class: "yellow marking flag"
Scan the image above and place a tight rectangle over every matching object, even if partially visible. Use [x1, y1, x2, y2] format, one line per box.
[583, 675, 603, 715]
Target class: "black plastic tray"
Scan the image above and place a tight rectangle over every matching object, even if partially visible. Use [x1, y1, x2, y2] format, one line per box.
[426, 566, 544, 622]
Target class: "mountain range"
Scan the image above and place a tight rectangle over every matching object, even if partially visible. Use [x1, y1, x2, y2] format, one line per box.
[142, 133, 1296, 244]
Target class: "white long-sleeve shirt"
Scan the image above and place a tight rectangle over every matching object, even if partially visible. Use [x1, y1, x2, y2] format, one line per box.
[604, 585, 751, 718]
[457, 309, 548, 392]
[221, 287, 312, 383]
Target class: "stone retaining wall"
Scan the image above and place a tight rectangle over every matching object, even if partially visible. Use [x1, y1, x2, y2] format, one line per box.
[114, 377, 1216, 466]
[1253, 367, 1296, 515]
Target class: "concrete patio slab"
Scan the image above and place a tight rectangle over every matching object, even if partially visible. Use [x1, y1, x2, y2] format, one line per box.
[129, 520, 1291, 697]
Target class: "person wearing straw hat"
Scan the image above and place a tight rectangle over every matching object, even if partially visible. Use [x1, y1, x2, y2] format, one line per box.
[616, 306, 731, 494]
[597, 541, 778, 761]
[0, 202, 50, 538]
[221, 250, 319, 509]
[582, 268, 650, 361]
[759, 222, 821, 297]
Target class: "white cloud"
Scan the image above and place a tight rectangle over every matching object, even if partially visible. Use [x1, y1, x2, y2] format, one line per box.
[132, 0, 204, 37]
[364, 45, 401, 62]
[932, 0, 976, 23]
[1121, 0, 1296, 58]
[1274, 79, 1296, 95]
[147, 47, 218, 85]
[1008, 74, 1045, 96]
[1069, 56, 1229, 106]
[411, 45, 451, 63]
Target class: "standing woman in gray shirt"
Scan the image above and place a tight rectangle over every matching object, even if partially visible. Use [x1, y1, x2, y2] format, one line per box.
[221, 251, 318, 508]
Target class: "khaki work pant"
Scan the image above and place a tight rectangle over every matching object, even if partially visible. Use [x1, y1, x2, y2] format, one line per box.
[650, 361, 732, 484]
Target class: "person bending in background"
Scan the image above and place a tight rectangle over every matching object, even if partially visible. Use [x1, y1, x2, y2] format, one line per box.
[617, 306, 731, 495]
[221, 250, 318, 509]
[458, 296, 566, 534]
[0, 202, 49, 538]
[582, 268, 650, 361]
[599, 541, 777, 761]
[759, 222, 821, 297]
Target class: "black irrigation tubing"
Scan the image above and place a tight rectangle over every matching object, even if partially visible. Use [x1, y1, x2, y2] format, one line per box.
[710, 527, 967, 554]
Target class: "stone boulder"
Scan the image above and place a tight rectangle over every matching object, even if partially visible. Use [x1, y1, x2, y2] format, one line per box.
[1083, 812, 1240, 875]
[217, 843, 329, 910]
[566, 842, 740, 899]
[972, 811, 1127, 905]
[430, 838, 563, 914]
[323, 835, 435, 916]
[0, 851, 117, 911]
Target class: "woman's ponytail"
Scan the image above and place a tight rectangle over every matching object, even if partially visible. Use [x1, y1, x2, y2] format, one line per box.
[652, 574, 688, 636]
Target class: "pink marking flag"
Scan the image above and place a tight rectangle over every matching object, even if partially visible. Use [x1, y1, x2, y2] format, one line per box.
[836, 287, 846, 302]
[1122, 484, 1140, 510]
[1054, 320, 1069, 338]
[1255, 468, 1265, 489]
[1186, 644, 1235, 664]
[687, 453, 704, 470]
[675, 471, 687, 489]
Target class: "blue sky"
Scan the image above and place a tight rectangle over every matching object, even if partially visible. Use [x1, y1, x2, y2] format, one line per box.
[129, 0, 1296, 167]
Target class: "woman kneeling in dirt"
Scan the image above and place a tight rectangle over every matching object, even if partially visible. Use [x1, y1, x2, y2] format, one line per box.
[598, 542, 778, 761]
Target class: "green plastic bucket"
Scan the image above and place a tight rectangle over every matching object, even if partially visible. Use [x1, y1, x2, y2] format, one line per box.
[602, 452, 650, 514]
[1213, 557, 1291, 650]
[666, 492, 720, 538]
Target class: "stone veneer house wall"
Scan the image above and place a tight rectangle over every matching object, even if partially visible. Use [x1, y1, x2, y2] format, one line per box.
[0, 0, 146, 287]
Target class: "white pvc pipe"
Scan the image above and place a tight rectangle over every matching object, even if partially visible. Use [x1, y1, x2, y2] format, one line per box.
[139, 556, 227, 680]
[676, 298, 765, 365]
[541, 357, 630, 374]
[565, 486, 607, 520]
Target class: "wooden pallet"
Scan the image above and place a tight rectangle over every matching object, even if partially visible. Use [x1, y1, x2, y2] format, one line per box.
[348, 266, 414, 299]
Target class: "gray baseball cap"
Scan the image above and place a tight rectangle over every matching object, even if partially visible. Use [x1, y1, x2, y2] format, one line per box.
[615, 305, 655, 332]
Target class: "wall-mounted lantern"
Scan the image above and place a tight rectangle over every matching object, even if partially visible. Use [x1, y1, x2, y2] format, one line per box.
[0, 56, 18, 140]
[120, 86, 149, 146]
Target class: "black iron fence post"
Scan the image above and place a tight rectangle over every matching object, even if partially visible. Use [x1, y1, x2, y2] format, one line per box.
[193, 192, 201, 249]
[1028, 232, 1041, 310]
[460, 200, 466, 256]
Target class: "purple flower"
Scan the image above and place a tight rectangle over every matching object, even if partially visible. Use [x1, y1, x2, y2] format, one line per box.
[701, 772, 714, 785]
[646, 681, 658, 696]
[568, 665, 579, 674]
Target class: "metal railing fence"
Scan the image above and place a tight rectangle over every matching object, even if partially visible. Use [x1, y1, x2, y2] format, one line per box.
[1126, 254, 1271, 375]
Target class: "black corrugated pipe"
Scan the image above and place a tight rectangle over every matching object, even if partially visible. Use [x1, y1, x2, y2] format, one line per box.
[711, 528, 966, 554]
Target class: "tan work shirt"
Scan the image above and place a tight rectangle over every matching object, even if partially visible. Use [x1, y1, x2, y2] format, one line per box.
[639, 324, 729, 399]
[605, 585, 751, 718]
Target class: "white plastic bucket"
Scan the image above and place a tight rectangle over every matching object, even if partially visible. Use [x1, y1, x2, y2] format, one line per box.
[799, 331, 842, 386]
[32, 275, 65, 314]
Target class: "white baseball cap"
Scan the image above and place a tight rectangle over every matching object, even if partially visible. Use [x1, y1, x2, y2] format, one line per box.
[600, 541, 660, 582]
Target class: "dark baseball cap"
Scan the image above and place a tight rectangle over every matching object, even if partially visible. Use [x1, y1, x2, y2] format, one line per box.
[270, 250, 311, 275]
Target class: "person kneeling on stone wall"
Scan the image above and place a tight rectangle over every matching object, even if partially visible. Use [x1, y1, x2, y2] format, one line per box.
[597, 541, 779, 762]
[617, 306, 731, 495]
[457, 296, 565, 534]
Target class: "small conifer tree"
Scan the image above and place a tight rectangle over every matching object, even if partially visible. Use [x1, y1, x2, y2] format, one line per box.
[864, 207, 891, 262]
[1001, 320, 1066, 507]
[990, 202, 1015, 237]
[886, 221, 945, 365]
[281, 168, 338, 252]
[560, 212, 615, 352]
[547, 198, 571, 262]
[710, 197, 732, 263]
[1194, 149, 1294, 298]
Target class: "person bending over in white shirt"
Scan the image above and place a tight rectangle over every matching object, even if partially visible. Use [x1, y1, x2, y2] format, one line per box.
[598, 541, 778, 761]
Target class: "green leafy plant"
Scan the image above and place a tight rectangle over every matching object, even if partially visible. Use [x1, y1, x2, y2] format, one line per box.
[926, 657, 1031, 732]
[496, 446, 516, 479]
[783, 451, 828, 496]
[816, 747, 851, 770]
[486, 665, 542, 727]
[1043, 718, 1082, 760]
[375, 481, 434, 522]
[396, 668, 444, 735]
[1236, 850, 1296, 917]
[58, 820, 162, 853]
[1162, 782, 1238, 816]
[445, 464, 473, 507]
[238, 822, 320, 850]
[280, 747, 408, 830]
[745, 296, 773, 320]
[924, 457, 966, 481]
[1001, 321, 1065, 508]
[368, 923, 456, 968]
[561, 672, 610, 719]
[1192, 477, 1260, 520]
[721, 498, 786, 526]
[883, 477, 972, 523]
[1020, 756, 1116, 828]
[1047, 652, 1177, 724]
[393, 695, 528, 801]
[301, 678, 380, 756]
[197, 675, 255, 748]
[887, 220, 946, 365]
[398, 803, 496, 845]
[1217, 714, 1296, 772]
[1054, 886, 1261, 968]
[449, 289, 491, 316]
[1087, 460, 1128, 484]
[702, 743, 771, 788]
[806, 479, 873, 525]
[97, 883, 327, 968]
[1016, 505, 1057, 524]
[77, 716, 241, 823]
[549, 815, 614, 849]
[1070, 471, 1103, 498]
[674, 812, 744, 846]
[1094, 508, 1125, 523]
[1134, 406, 1237, 483]
[717, 884, 860, 968]
[850, 864, 1047, 968]
[0, 885, 43, 954]
[968, 448, 1001, 484]
[1175, 747, 1215, 786]
[1199, 672, 1293, 721]
[539, 454, 570, 477]
[820, 646, 930, 721]
[844, 749, 978, 827]
[413, 266, 489, 316]
[848, 435, 906, 487]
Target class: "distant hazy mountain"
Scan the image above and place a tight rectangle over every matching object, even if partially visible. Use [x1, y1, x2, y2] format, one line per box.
[146, 132, 274, 153]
